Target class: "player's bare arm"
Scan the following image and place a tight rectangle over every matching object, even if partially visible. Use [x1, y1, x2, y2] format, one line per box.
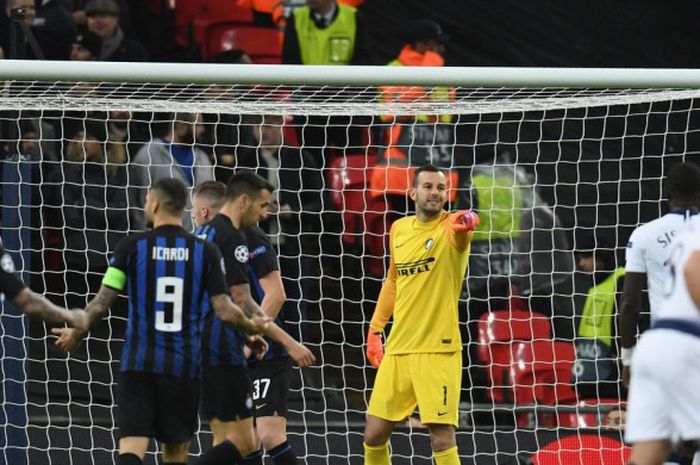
[619, 272, 645, 387]
[231, 283, 315, 367]
[619, 272, 645, 349]
[14, 288, 73, 326]
[258, 270, 286, 318]
[51, 285, 119, 352]
[684, 251, 700, 310]
[210, 293, 269, 335]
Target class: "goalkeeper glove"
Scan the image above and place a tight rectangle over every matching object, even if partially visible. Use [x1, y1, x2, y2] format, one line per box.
[366, 329, 384, 368]
[451, 209, 480, 233]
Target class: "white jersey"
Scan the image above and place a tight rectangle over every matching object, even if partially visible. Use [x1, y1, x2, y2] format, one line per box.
[656, 223, 700, 323]
[625, 210, 699, 319]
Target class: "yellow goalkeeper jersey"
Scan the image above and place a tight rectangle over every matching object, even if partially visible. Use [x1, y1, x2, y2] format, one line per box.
[372, 211, 471, 354]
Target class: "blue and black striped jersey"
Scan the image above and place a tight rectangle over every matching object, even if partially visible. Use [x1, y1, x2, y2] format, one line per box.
[105, 225, 228, 379]
[194, 214, 249, 367]
[244, 226, 289, 363]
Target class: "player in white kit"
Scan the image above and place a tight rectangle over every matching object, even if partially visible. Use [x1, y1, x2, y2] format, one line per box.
[620, 162, 700, 386]
[625, 219, 700, 465]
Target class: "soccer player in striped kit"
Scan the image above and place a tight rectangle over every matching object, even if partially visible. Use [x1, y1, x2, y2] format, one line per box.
[194, 171, 314, 465]
[53, 178, 270, 465]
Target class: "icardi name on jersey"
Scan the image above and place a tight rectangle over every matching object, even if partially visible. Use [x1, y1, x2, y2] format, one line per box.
[152, 246, 190, 261]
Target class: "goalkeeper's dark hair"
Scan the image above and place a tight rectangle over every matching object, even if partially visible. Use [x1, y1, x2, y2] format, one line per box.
[666, 161, 700, 204]
[226, 170, 274, 201]
[412, 163, 443, 187]
[193, 180, 226, 209]
[150, 178, 188, 216]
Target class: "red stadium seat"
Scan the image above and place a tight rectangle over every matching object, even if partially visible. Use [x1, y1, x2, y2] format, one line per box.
[531, 434, 631, 465]
[326, 153, 391, 277]
[510, 340, 577, 407]
[204, 25, 282, 63]
[476, 310, 551, 402]
[176, 0, 253, 49]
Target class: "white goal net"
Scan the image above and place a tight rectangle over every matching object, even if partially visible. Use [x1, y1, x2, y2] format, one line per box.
[1, 61, 700, 465]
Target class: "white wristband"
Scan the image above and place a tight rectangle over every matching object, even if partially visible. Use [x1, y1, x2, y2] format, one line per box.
[620, 347, 634, 366]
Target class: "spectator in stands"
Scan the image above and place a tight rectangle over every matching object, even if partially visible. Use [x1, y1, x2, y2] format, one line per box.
[105, 110, 150, 161]
[0, 0, 75, 60]
[282, 0, 372, 65]
[370, 19, 454, 208]
[69, 29, 102, 60]
[44, 120, 129, 307]
[85, 0, 147, 62]
[201, 49, 256, 182]
[236, 114, 324, 342]
[0, 0, 37, 59]
[571, 230, 625, 400]
[1, 120, 36, 159]
[34, 0, 77, 59]
[130, 112, 214, 231]
[282, 0, 373, 165]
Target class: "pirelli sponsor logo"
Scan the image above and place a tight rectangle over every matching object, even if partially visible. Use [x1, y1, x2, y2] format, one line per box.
[396, 257, 435, 276]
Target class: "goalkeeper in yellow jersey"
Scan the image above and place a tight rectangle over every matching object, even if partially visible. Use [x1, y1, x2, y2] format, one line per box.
[363, 164, 479, 465]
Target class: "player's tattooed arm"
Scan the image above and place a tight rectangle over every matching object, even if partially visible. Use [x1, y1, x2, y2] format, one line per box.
[81, 285, 119, 331]
[51, 285, 118, 352]
[15, 289, 72, 325]
[230, 283, 267, 320]
[211, 293, 269, 335]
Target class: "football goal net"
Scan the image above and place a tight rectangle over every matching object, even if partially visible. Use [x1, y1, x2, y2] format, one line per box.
[1, 60, 700, 464]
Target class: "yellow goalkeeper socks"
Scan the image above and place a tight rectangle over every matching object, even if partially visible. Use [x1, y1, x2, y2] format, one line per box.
[363, 442, 390, 465]
[434, 446, 460, 465]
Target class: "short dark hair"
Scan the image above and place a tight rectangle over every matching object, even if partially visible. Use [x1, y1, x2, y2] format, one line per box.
[193, 180, 226, 209]
[412, 163, 443, 187]
[666, 161, 700, 203]
[151, 178, 188, 215]
[226, 170, 274, 201]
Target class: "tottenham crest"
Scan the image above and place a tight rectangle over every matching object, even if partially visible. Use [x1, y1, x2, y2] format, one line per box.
[235, 245, 250, 263]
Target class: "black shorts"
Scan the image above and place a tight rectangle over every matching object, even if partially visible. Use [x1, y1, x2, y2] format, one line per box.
[249, 357, 292, 418]
[200, 365, 254, 422]
[117, 371, 199, 444]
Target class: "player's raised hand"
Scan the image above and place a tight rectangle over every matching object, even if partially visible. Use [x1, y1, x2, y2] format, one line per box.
[287, 340, 316, 368]
[51, 327, 86, 352]
[451, 209, 479, 233]
[366, 329, 384, 368]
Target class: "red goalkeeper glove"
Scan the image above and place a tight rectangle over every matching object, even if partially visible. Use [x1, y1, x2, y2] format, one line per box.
[451, 209, 480, 233]
[366, 329, 384, 368]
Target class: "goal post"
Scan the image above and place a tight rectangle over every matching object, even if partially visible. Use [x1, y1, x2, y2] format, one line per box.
[1, 60, 700, 464]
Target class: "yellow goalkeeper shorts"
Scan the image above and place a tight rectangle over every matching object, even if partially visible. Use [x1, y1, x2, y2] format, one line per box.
[367, 352, 462, 427]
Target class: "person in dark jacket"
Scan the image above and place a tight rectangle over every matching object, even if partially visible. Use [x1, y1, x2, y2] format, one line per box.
[85, 0, 147, 62]
[44, 119, 129, 308]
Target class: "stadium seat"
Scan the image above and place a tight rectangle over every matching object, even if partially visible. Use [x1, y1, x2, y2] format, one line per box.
[510, 340, 577, 407]
[176, 0, 253, 50]
[531, 434, 631, 465]
[204, 25, 282, 63]
[476, 310, 551, 402]
[326, 153, 390, 277]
